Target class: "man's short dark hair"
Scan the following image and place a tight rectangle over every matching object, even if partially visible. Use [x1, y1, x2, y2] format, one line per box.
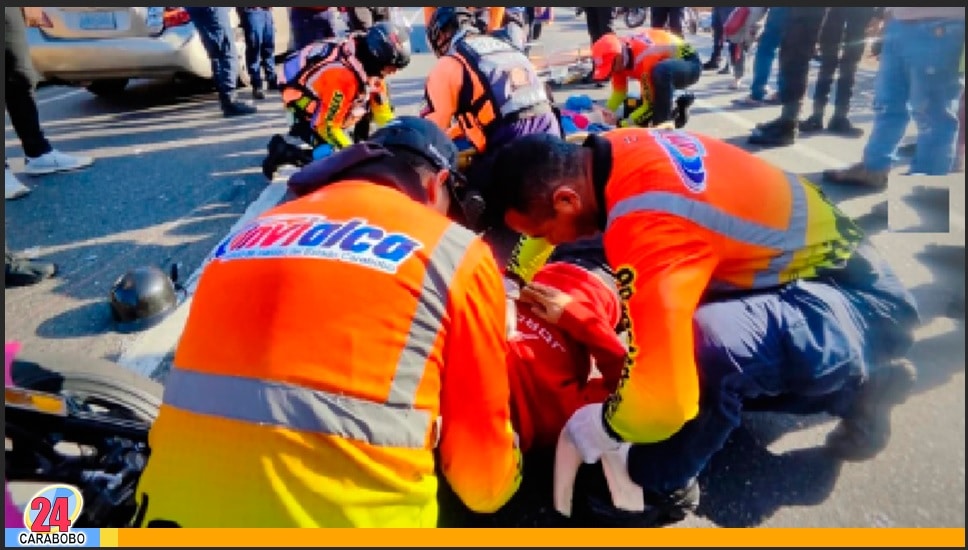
[483, 133, 585, 227]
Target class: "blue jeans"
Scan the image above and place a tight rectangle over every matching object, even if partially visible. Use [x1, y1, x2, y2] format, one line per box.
[185, 7, 238, 97]
[626, 243, 920, 495]
[863, 17, 965, 174]
[239, 9, 275, 89]
[749, 7, 787, 100]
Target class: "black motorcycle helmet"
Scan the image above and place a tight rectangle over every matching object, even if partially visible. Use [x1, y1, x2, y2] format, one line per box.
[357, 21, 412, 77]
[109, 265, 181, 333]
[427, 7, 477, 57]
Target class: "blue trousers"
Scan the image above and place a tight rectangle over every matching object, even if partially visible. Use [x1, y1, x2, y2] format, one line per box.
[239, 9, 275, 90]
[185, 7, 238, 97]
[749, 7, 788, 100]
[862, 17, 965, 174]
[626, 243, 921, 494]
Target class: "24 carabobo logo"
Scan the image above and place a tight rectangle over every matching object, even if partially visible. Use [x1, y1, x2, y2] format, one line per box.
[212, 214, 423, 274]
[653, 130, 708, 193]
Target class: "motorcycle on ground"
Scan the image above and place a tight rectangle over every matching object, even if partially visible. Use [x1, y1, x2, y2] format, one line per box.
[5, 349, 161, 527]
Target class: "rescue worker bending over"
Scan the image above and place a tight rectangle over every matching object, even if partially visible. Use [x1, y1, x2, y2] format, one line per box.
[486, 129, 921, 526]
[421, 7, 561, 272]
[280, 21, 411, 157]
[591, 30, 702, 128]
[133, 117, 522, 528]
[421, 7, 560, 158]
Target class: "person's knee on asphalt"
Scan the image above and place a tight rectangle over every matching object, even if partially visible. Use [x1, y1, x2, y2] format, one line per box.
[483, 129, 921, 526]
[185, 7, 257, 117]
[589, 29, 701, 128]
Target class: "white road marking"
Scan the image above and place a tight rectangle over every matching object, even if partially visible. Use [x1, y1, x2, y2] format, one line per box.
[36, 88, 86, 105]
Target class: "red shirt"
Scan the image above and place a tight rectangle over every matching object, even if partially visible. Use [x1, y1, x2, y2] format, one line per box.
[507, 263, 626, 452]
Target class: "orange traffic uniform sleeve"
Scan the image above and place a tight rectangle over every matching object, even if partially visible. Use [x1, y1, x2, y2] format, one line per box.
[437, 238, 522, 513]
[602, 214, 719, 444]
[485, 7, 506, 33]
[421, 56, 465, 141]
[307, 65, 362, 148]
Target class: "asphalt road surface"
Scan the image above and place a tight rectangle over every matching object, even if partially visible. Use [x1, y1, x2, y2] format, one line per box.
[5, 9, 964, 528]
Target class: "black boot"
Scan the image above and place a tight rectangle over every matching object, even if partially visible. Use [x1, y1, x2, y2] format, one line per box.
[749, 117, 797, 147]
[702, 59, 720, 71]
[6, 249, 57, 287]
[827, 115, 865, 138]
[219, 93, 257, 117]
[798, 113, 824, 133]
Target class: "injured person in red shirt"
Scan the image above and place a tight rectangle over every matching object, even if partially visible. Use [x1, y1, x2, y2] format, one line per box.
[508, 260, 627, 453]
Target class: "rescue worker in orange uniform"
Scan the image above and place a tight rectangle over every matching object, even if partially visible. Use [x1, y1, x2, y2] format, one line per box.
[279, 21, 411, 156]
[421, 7, 559, 158]
[133, 117, 523, 528]
[421, 7, 561, 274]
[484, 129, 921, 526]
[590, 30, 702, 128]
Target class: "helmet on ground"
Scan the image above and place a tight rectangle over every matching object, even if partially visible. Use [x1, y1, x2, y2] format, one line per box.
[365, 21, 412, 71]
[427, 7, 476, 57]
[591, 33, 623, 81]
[109, 265, 179, 333]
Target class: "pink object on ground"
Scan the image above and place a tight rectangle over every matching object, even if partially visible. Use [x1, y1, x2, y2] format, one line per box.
[5, 341, 26, 528]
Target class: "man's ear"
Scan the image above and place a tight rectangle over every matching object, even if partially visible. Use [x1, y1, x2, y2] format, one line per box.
[551, 186, 582, 216]
[426, 168, 451, 205]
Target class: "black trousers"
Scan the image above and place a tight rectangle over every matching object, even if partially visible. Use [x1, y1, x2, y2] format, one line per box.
[584, 7, 614, 43]
[777, 7, 828, 118]
[4, 7, 53, 158]
[651, 7, 684, 37]
[811, 7, 877, 116]
[708, 7, 735, 63]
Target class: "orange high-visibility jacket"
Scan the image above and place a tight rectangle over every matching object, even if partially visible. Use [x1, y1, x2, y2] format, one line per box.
[605, 29, 697, 116]
[136, 180, 522, 527]
[592, 128, 866, 444]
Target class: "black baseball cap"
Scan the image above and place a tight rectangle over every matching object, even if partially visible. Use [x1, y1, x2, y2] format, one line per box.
[368, 116, 458, 173]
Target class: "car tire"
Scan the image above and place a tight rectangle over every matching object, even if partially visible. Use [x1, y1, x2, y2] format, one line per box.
[86, 78, 130, 98]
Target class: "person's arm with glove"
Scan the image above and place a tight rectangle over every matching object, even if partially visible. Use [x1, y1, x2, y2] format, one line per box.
[368, 77, 394, 126]
[438, 236, 523, 513]
[564, 214, 719, 464]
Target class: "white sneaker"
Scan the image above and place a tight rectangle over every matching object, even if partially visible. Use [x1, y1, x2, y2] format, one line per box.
[5, 167, 31, 200]
[23, 149, 94, 175]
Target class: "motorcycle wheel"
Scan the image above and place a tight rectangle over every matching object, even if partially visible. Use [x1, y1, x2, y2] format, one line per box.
[10, 349, 163, 424]
[624, 8, 647, 28]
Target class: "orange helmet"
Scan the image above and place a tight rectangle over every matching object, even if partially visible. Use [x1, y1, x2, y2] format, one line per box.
[591, 33, 623, 81]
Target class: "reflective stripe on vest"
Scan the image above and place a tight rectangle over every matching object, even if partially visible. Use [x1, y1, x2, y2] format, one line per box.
[451, 35, 547, 128]
[162, 221, 477, 449]
[606, 173, 808, 288]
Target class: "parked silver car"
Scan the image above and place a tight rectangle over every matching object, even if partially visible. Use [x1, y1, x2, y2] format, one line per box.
[24, 7, 290, 97]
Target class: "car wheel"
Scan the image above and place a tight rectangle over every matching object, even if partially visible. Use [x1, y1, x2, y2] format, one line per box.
[86, 78, 130, 97]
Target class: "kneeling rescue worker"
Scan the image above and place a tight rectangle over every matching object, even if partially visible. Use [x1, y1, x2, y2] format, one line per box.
[421, 7, 560, 159]
[591, 29, 701, 128]
[485, 129, 921, 526]
[280, 21, 412, 156]
[132, 117, 522, 528]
